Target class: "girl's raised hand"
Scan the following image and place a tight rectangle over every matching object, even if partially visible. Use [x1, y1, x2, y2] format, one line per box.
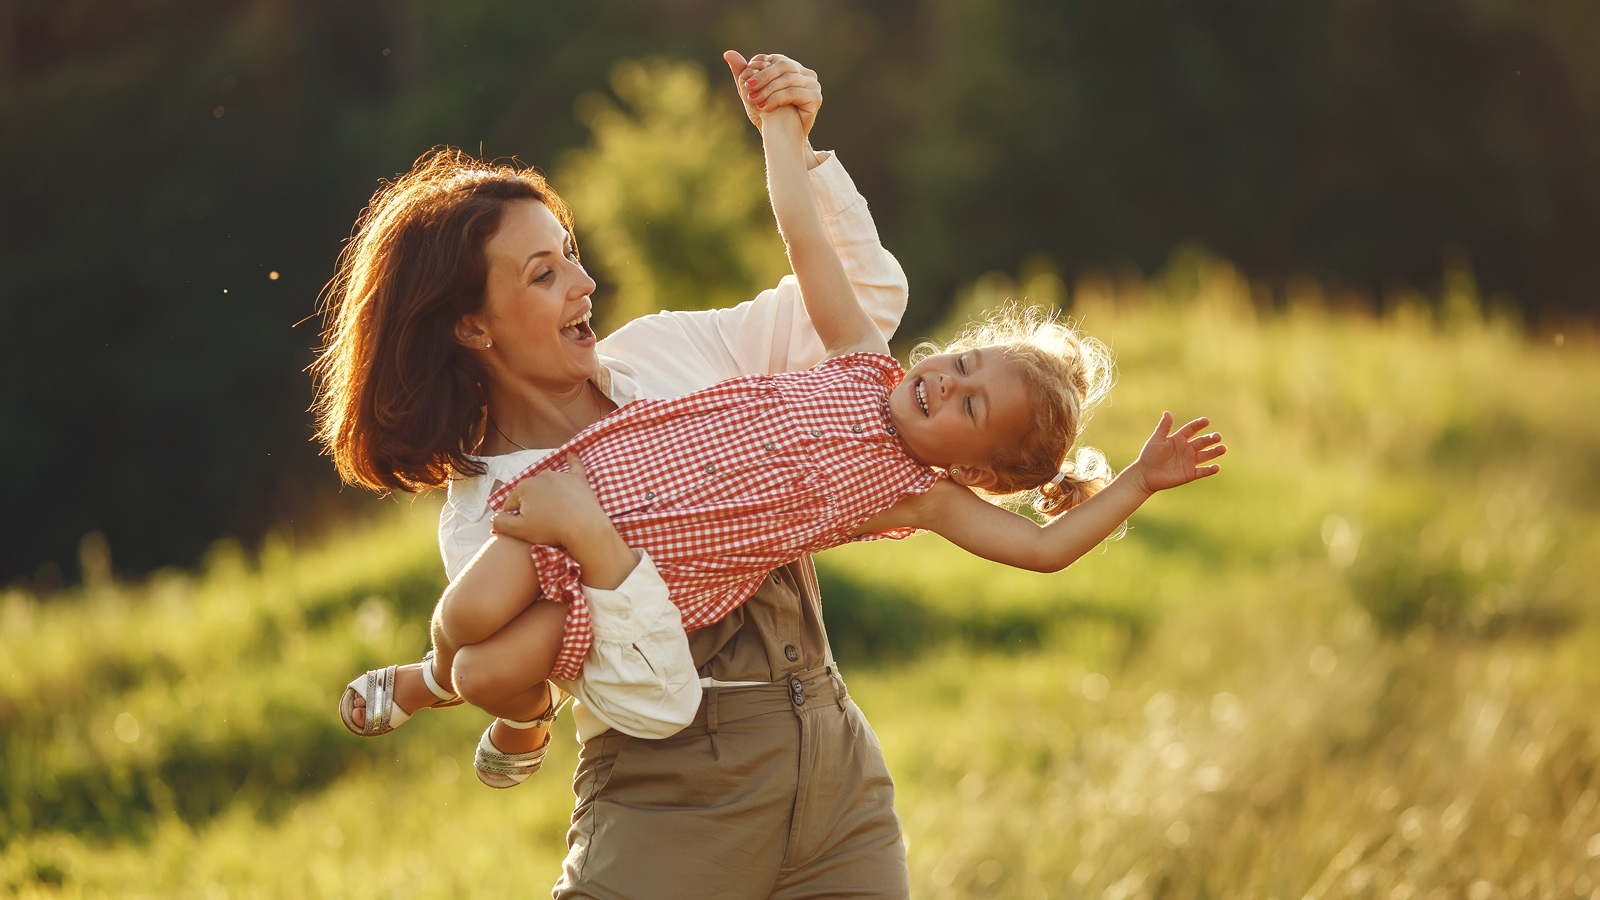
[723, 51, 822, 135]
[1131, 412, 1226, 494]
[491, 453, 607, 547]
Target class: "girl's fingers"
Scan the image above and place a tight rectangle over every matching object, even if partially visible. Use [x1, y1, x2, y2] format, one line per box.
[1197, 464, 1222, 478]
[743, 55, 806, 92]
[1174, 416, 1211, 440]
[751, 73, 816, 106]
[566, 452, 585, 480]
[1149, 411, 1174, 440]
[1189, 431, 1224, 450]
[757, 86, 819, 111]
[1196, 445, 1227, 463]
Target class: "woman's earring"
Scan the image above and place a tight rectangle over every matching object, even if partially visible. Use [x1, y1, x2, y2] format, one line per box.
[484, 339, 492, 349]
[950, 466, 961, 478]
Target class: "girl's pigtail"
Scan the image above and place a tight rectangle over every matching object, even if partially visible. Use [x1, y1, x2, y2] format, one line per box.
[1033, 446, 1114, 518]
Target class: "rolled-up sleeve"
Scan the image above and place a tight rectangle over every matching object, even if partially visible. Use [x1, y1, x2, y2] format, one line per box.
[553, 553, 701, 741]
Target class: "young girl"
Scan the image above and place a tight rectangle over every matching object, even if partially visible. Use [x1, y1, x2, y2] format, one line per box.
[344, 101, 1225, 787]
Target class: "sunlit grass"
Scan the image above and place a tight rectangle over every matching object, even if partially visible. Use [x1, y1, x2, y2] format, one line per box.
[3, 258, 1597, 898]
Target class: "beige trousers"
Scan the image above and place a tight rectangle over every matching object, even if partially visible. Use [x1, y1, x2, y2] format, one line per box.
[552, 665, 910, 900]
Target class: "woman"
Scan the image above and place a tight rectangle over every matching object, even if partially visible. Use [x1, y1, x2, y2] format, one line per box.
[314, 53, 911, 898]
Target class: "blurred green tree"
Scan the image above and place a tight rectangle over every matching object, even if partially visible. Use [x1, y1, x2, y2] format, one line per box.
[558, 59, 790, 332]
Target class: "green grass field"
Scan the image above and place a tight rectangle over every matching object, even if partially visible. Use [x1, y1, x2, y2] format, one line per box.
[4, 259, 1597, 899]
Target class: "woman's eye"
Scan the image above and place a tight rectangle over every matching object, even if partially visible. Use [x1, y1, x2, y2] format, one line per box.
[957, 356, 967, 374]
[534, 269, 554, 284]
[965, 397, 974, 418]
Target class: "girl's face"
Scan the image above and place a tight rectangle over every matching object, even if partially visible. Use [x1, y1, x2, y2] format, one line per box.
[888, 346, 1033, 484]
[466, 199, 599, 393]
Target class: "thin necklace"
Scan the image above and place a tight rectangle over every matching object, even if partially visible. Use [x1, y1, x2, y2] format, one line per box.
[487, 382, 608, 453]
[487, 416, 531, 452]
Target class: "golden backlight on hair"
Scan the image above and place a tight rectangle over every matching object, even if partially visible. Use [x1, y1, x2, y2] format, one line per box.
[915, 304, 1117, 518]
[310, 148, 575, 492]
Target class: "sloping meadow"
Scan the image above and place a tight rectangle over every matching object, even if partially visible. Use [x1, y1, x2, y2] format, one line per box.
[3, 263, 1598, 898]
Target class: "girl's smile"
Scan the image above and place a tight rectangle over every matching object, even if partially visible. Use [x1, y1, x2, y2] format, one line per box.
[887, 346, 1033, 482]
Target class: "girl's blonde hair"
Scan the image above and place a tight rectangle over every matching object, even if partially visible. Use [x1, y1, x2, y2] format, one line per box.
[913, 304, 1117, 518]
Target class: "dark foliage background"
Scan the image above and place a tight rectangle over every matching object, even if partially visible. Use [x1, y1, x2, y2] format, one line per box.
[2, 0, 1596, 584]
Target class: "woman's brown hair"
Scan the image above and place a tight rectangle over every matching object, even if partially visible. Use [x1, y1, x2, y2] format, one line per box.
[311, 148, 575, 492]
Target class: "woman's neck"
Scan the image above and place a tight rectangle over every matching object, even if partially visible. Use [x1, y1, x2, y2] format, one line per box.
[481, 377, 615, 455]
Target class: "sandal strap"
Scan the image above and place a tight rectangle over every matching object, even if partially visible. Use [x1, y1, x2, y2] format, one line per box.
[474, 724, 552, 776]
[419, 649, 460, 705]
[499, 683, 568, 730]
[341, 664, 405, 736]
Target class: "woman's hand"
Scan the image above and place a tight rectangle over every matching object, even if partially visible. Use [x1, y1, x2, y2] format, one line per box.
[723, 51, 822, 136]
[1127, 412, 1227, 495]
[491, 453, 608, 548]
[492, 453, 640, 590]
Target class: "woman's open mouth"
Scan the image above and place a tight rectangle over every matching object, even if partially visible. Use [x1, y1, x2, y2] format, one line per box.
[560, 310, 595, 343]
[914, 378, 930, 416]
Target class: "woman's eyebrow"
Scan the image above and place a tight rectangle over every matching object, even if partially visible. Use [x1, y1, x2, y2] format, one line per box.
[521, 249, 554, 274]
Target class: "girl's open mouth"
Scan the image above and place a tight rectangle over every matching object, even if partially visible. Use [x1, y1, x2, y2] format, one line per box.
[914, 378, 930, 416]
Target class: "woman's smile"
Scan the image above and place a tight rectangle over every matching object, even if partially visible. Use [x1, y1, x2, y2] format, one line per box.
[479, 199, 601, 389]
[560, 307, 596, 344]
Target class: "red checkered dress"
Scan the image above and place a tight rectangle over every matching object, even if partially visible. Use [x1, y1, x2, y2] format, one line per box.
[487, 351, 941, 680]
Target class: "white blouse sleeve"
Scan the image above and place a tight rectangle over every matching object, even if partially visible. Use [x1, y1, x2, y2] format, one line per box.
[439, 465, 687, 744]
[596, 151, 909, 396]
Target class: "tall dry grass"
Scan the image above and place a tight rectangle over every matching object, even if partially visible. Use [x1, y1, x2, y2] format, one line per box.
[3, 256, 1597, 898]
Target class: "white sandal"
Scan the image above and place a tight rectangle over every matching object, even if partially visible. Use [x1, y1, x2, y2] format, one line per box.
[339, 649, 462, 737]
[474, 683, 569, 789]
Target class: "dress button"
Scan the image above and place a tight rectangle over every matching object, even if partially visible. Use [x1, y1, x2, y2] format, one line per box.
[616, 608, 630, 621]
[763, 442, 775, 451]
[886, 425, 897, 435]
[851, 424, 863, 433]
[810, 429, 821, 438]
[705, 463, 716, 474]
[644, 490, 656, 500]
[784, 644, 799, 662]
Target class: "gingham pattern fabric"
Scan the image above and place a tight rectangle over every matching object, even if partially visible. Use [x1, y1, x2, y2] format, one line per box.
[487, 352, 940, 680]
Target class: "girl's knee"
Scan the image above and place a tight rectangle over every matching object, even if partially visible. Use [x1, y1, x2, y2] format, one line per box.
[438, 593, 493, 647]
[452, 644, 550, 708]
[450, 644, 508, 707]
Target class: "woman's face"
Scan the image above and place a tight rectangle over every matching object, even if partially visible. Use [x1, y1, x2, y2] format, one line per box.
[470, 199, 599, 393]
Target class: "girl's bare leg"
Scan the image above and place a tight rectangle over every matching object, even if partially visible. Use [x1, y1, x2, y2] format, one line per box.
[453, 600, 568, 753]
[346, 535, 545, 729]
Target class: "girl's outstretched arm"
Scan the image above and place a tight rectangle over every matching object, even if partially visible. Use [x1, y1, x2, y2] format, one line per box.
[858, 414, 1226, 572]
[758, 101, 889, 360]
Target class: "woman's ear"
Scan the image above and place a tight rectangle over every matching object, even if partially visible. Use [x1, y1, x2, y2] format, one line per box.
[948, 464, 998, 490]
[455, 314, 491, 350]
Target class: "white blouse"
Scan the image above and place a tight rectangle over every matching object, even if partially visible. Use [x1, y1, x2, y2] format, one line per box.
[439, 151, 908, 742]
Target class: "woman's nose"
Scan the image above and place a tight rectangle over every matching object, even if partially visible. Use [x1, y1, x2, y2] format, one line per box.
[573, 262, 597, 296]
